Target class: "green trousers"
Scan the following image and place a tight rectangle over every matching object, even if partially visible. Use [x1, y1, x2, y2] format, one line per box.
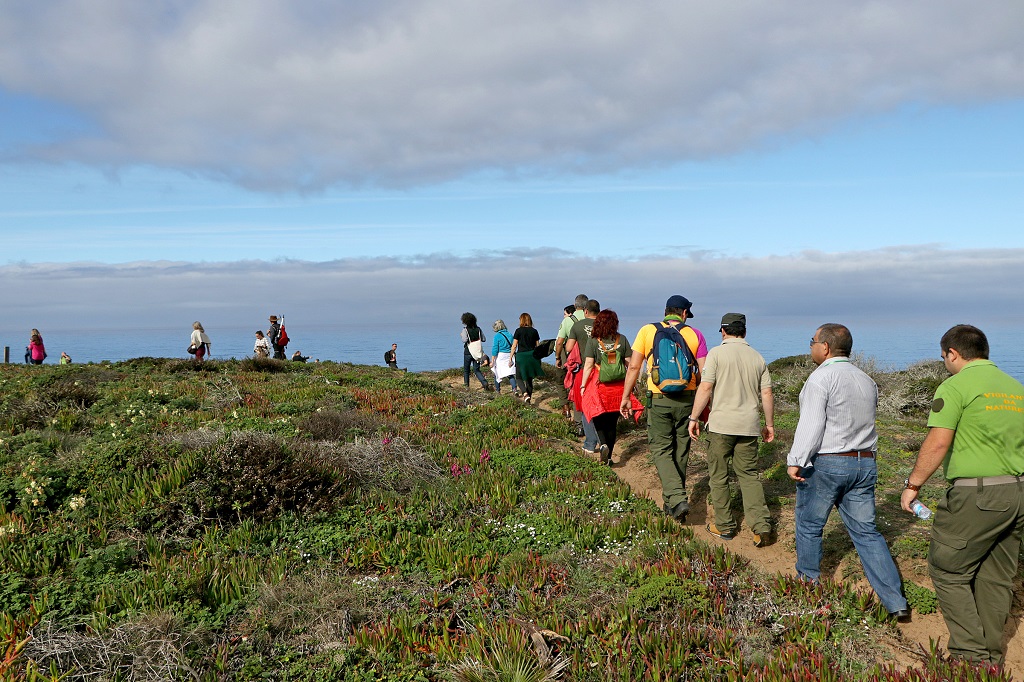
[647, 392, 694, 511]
[928, 480, 1024, 664]
[706, 432, 771, 535]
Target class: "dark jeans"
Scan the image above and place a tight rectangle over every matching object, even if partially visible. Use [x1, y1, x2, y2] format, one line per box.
[463, 354, 487, 387]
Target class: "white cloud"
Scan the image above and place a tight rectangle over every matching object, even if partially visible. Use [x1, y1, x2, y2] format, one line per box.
[2, 247, 1021, 345]
[1, 1, 1022, 189]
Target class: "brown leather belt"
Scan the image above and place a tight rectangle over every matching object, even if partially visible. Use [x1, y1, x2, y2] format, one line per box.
[819, 450, 874, 458]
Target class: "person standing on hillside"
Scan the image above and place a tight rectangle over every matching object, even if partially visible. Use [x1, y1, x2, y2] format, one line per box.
[901, 324, 1024, 665]
[620, 295, 708, 523]
[566, 299, 601, 455]
[555, 297, 588, 419]
[28, 329, 46, 365]
[688, 313, 775, 547]
[384, 343, 399, 368]
[787, 323, 909, 621]
[268, 315, 286, 359]
[460, 312, 491, 391]
[190, 321, 212, 361]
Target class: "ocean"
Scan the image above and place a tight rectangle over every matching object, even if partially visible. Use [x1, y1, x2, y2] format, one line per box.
[7, 319, 1024, 382]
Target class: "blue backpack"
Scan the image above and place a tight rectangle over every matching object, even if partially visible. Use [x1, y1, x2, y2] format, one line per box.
[648, 322, 699, 393]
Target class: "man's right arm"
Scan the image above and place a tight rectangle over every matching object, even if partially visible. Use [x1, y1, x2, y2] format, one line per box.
[620, 351, 645, 417]
[761, 386, 775, 443]
[787, 380, 826, 480]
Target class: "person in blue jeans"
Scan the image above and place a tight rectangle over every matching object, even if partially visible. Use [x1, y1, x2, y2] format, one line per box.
[787, 323, 909, 621]
[460, 312, 490, 391]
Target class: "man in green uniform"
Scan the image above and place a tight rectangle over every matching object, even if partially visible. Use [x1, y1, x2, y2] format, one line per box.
[902, 324, 1024, 665]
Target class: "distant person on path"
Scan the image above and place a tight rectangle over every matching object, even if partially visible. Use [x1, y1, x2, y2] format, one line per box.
[254, 330, 271, 358]
[28, 329, 46, 365]
[291, 350, 309, 362]
[688, 313, 775, 547]
[620, 295, 708, 524]
[384, 343, 399, 369]
[268, 315, 286, 360]
[901, 324, 1024, 665]
[60, 351, 72, 365]
[510, 312, 543, 404]
[460, 312, 491, 391]
[190, 321, 211, 361]
[580, 309, 643, 465]
[566, 299, 601, 455]
[787, 323, 909, 621]
[490, 320, 518, 396]
[555, 297, 587, 418]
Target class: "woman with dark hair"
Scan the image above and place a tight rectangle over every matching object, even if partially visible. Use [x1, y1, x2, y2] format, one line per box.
[460, 312, 491, 390]
[580, 309, 644, 464]
[509, 312, 543, 403]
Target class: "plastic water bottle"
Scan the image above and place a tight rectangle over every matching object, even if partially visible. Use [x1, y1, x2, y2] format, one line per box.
[910, 500, 932, 520]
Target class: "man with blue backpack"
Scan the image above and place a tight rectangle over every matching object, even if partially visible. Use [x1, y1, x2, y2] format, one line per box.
[620, 295, 709, 523]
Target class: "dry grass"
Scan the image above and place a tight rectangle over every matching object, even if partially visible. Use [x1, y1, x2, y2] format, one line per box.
[295, 435, 444, 492]
[25, 613, 214, 682]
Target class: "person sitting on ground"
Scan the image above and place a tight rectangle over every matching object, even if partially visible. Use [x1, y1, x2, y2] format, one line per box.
[60, 351, 72, 365]
[291, 350, 309, 362]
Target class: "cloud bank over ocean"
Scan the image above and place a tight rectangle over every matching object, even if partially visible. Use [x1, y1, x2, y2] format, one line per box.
[2, 1, 1022, 190]
[3, 246, 1019, 337]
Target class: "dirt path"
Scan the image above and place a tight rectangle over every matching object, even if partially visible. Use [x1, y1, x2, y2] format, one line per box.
[440, 373, 1024, 674]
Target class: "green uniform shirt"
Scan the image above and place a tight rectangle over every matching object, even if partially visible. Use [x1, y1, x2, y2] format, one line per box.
[927, 359, 1024, 480]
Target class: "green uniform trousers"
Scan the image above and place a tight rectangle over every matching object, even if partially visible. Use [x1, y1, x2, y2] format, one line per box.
[928, 479, 1024, 664]
[648, 391, 695, 512]
[706, 432, 771, 535]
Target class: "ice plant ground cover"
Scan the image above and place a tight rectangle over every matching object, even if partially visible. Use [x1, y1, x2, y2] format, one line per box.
[0, 356, 1011, 680]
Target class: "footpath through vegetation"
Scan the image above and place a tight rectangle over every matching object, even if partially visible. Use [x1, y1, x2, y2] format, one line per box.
[0, 356, 1019, 680]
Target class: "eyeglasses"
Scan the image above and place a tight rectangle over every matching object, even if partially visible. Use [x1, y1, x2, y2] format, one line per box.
[809, 338, 825, 346]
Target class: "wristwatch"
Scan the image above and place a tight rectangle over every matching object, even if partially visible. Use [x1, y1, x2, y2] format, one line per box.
[903, 478, 921, 492]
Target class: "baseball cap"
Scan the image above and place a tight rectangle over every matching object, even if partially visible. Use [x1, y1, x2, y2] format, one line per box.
[665, 295, 694, 316]
[721, 313, 746, 326]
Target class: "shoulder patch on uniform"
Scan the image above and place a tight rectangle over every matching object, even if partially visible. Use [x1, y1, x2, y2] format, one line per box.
[931, 398, 944, 413]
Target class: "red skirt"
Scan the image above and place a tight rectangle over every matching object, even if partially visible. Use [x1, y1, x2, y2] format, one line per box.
[581, 372, 644, 423]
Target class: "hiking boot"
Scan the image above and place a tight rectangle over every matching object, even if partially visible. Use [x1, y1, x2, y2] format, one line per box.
[663, 501, 689, 524]
[752, 529, 774, 548]
[599, 444, 611, 465]
[706, 523, 735, 540]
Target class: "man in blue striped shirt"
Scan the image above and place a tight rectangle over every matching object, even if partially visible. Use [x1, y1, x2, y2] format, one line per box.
[787, 323, 909, 621]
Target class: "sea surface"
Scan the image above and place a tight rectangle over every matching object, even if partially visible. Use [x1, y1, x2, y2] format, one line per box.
[6, 319, 1024, 382]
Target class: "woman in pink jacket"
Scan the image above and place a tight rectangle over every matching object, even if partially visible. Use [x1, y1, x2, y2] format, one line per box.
[28, 329, 46, 365]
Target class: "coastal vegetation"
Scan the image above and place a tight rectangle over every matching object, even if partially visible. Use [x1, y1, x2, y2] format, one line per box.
[0, 357, 1011, 680]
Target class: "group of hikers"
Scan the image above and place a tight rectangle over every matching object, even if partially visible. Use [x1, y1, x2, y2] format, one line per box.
[187, 315, 308, 363]
[462, 292, 1024, 668]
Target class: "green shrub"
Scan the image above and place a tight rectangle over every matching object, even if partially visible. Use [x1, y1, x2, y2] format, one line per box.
[903, 580, 938, 615]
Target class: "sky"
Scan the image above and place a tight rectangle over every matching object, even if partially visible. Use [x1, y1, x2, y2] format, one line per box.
[1, 1, 1023, 339]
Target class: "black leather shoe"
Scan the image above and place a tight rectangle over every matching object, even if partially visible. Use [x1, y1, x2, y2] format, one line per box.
[663, 501, 690, 524]
[888, 609, 911, 623]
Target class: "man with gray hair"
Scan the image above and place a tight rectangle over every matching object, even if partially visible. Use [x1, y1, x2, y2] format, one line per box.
[688, 313, 775, 547]
[787, 323, 908, 621]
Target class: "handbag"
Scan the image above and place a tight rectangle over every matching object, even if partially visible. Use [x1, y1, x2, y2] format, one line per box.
[466, 327, 484, 360]
[187, 344, 198, 355]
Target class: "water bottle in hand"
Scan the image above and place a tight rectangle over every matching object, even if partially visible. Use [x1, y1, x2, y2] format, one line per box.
[910, 500, 932, 520]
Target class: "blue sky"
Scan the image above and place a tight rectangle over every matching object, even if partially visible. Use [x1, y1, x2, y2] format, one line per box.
[1, 1, 1023, 336]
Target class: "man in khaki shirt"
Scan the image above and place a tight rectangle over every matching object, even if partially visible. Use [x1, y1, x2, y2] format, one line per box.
[688, 313, 775, 547]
